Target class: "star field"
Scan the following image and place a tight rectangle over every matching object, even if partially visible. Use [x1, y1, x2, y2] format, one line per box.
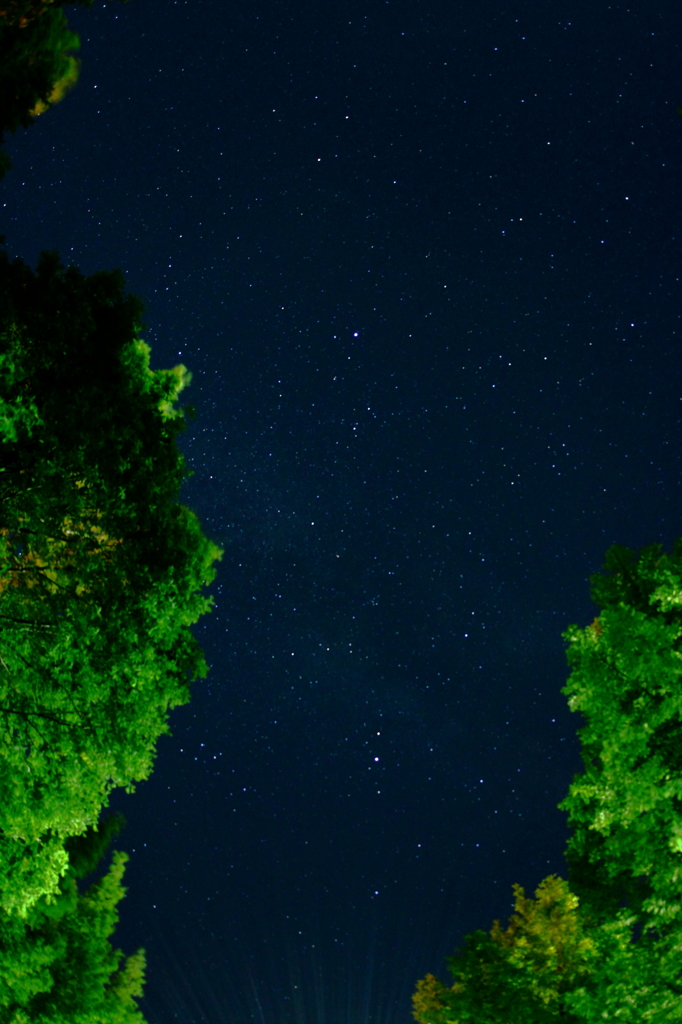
[1, 0, 681, 1021]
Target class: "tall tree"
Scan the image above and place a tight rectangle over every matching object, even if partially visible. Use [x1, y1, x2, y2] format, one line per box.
[0, 0, 127, 176]
[558, 540, 682, 1021]
[412, 875, 596, 1024]
[0, 5, 80, 176]
[0, 249, 222, 915]
[412, 540, 682, 1023]
[0, 812, 149, 1023]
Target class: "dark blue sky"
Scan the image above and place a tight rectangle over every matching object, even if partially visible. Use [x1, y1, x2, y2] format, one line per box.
[2, 1, 681, 1021]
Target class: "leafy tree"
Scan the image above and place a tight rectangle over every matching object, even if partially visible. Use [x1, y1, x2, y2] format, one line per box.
[0, 249, 221, 915]
[558, 540, 682, 1021]
[0, 811, 149, 1023]
[0, 0, 56, 27]
[561, 541, 682, 925]
[413, 540, 682, 1022]
[0, 5, 80, 176]
[0, 0, 126, 177]
[412, 875, 596, 1023]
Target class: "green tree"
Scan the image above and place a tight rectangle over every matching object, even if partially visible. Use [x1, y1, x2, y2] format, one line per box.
[558, 540, 682, 1021]
[0, 5, 80, 176]
[0, 0, 127, 177]
[413, 539, 682, 1023]
[0, 249, 222, 915]
[0, 811, 148, 1023]
[412, 875, 596, 1024]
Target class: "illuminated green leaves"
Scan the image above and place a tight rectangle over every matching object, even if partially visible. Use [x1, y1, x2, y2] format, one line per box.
[413, 539, 682, 1023]
[561, 540, 682, 932]
[412, 876, 596, 1023]
[0, 251, 221, 915]
[0, 821, 147, 1023]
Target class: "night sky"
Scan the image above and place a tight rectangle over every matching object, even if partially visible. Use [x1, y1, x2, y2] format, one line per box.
[2, 1, 681, 1021]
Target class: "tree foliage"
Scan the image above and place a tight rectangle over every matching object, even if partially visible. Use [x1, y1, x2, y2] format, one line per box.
[0, 1, 110, 29]
[561, 541, 682, 926]
[0, 812, 148, 1023]
[0, 0, 128, 176]
[0, 249, 222, 915]
[558, 540, 682, 1021]
[413, 540, 682, 1022]
[412, 875, 596, 1023]
[0, 4, 80, 177]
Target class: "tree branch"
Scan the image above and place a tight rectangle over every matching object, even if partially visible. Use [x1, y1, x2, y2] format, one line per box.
[0, 705, 69, 726]
[0, 615, 57, 628]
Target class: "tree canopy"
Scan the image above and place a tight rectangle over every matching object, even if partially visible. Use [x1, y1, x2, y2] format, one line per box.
[0, 812, 148, 1024]
[0, 4, 80, 176]
[413, 875, 597, 1024]
[0, 249, 222, 915]
[0, 0, 128, 176]
[0, 4, 210, 1017]
[558, 540, 682, 1021]
[413, 539, 682, 1023]
[0, 1, 111, 28]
